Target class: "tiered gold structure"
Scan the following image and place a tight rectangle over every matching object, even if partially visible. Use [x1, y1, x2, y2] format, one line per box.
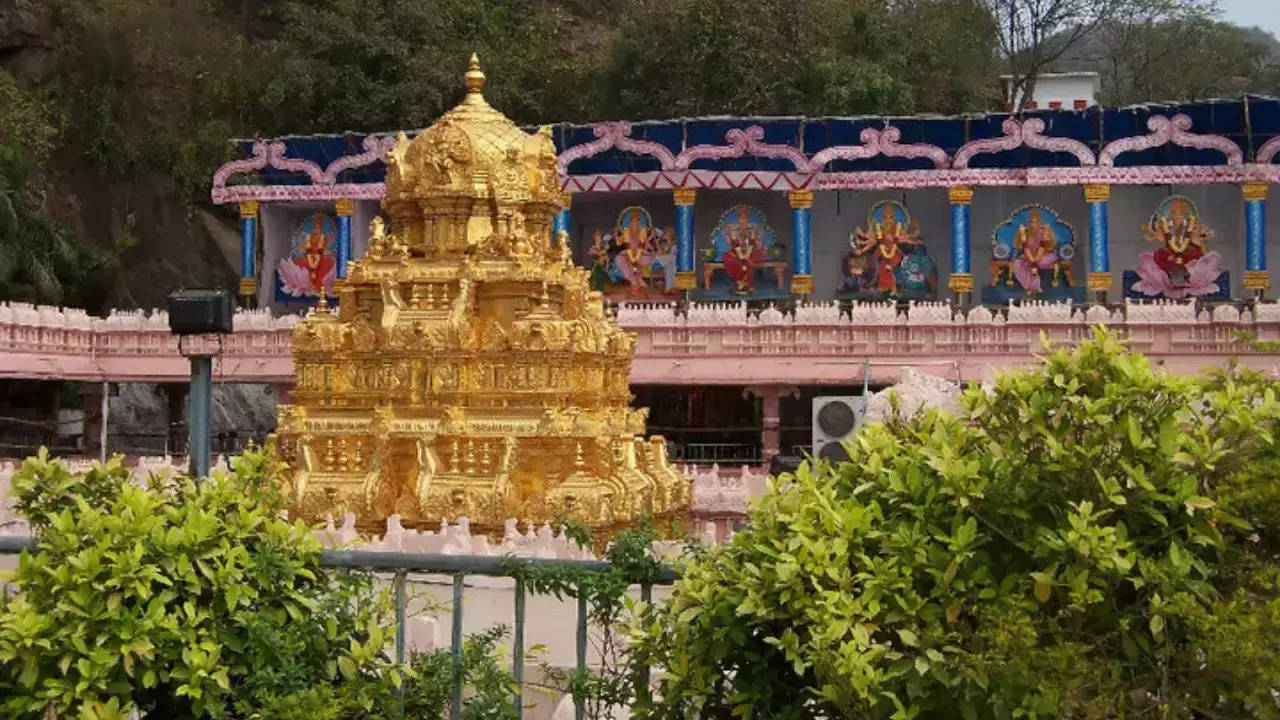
[272, 56, 689, 535]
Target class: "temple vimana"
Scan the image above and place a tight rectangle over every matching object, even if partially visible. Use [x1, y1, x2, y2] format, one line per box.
[271, 56, 689, 534]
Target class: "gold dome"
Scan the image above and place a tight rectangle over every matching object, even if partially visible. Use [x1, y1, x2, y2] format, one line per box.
[271, 55, 689, 536]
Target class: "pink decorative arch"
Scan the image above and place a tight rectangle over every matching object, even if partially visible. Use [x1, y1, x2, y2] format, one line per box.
[1256, 135, 1280, 164]
[808, 127, 949, 171]
[555, 121, 677, 175]
[673, 126, 810, 171]
[953, 118, 1096, 169]
[952, 119, 1024, 169]
[1021, 118, 1096, 165]
[1099, 114, 1243, 166]
[322, 135, 400, 184]
[211, 140, 325, 194]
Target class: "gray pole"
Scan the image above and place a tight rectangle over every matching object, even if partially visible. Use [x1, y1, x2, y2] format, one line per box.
[188, 356, 212, 477]
[99, 381, 109, 463]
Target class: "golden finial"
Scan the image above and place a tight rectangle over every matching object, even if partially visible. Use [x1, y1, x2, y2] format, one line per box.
[465, 53, 485, 95]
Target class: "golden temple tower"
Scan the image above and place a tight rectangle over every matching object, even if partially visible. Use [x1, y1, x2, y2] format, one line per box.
[272, 55, 689, 535]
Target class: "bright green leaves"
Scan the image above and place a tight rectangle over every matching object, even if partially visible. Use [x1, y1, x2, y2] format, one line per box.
[631, 328, 1280, 720]
[0, 449, 394, 720]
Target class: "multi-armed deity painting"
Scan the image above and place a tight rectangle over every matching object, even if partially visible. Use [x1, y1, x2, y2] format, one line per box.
[1124, 196, 1226, 300]
[587, 207, 679, 300]
[276, 212, 339, 302]
[982, 204, 1084, 304]
[839, 200, 937, 301]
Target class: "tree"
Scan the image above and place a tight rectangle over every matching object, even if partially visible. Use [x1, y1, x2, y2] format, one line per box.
[980, 0, 1218, 109]
[0, 70, 111, 308]
[629, 330, 1280, 719]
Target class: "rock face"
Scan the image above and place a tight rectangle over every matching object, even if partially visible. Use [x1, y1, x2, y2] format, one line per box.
[107, 382, 279, 454]
[863, 367, 963, 424]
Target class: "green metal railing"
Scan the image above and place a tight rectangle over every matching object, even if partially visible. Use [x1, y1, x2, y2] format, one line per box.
[0, 536, 679, 720]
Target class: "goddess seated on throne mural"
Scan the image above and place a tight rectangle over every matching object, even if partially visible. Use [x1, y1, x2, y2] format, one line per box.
[982, 204, 1084, 304]
[1124, 196, 1226, 300]
[839, 200, 936, 301]
[276, 212, 339, 302]
[696, 205, 790, 301]
[587, 206, 679, 300]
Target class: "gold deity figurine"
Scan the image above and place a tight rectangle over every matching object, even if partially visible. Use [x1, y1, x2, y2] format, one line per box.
[270, 54, 690, 537]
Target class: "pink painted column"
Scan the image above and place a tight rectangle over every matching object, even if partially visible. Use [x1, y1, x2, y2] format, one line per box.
[748, 385, 783, 463]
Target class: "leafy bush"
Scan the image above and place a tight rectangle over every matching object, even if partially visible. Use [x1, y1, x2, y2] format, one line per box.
[0, 449, 393, 719]
[630, 329, 1280, 719]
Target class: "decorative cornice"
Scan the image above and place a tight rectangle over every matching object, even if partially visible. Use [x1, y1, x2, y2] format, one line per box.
[555, 121, 677, 176]
[673, 125, 810, 171]
[1099, 114, 1243, 167]
[953, 119, 1024, 169]
[808, 127, 949, 171]
[1257, 136, 1280, 164]
[1021, 118, 1096, 166]
[322, 135, 399, 184]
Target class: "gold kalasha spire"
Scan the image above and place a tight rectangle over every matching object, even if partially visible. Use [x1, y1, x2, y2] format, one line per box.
[271, 55, 688, 536]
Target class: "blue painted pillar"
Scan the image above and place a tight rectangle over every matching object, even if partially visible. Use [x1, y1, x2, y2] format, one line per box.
[1084, 184, 1111, 301]
[790, 189, 814, 295]
[553, 193, 572, 246]
[673, 187, 697, 290]
[947, 186, 973, 301]
[1244, 182, 1270, 296]
[335, 199, 353, 279]
[238, 201, 258, 305]
[188, 355, 212, 479]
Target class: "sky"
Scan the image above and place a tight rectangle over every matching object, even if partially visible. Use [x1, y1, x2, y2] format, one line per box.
[1219, 0, 1280, 39]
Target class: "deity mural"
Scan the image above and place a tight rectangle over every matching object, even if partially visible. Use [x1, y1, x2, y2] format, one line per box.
[697, 205, 789, 301]
[1124, 196, 1226, 300]
[276, 212, 338, 301]
[587, 206, 679, 300]
[839, 200, 936, 301]
[982, 204, 1083, 304]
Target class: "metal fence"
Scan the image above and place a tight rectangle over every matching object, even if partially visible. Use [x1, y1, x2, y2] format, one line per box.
[0, 536, 679, 720]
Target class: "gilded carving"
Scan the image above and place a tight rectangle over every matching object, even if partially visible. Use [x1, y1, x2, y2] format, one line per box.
[269, 56, 688, 536]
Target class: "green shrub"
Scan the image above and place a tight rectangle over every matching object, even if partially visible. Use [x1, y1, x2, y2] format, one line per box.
[630, 329, 1280, 719]
[0, 449, 393, 719]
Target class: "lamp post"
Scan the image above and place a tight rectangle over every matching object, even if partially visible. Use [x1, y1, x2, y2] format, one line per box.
[167, 289, 233, 478]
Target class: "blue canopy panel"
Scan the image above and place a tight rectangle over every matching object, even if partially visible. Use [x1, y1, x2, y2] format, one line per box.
[1246, 96, 1280, 159]
[802, 117, 966, 172]
[682, 119, 804, 172]
[553, 122, 680, 174]
[1102, 101, 1246, 167]
[224, 97, 1277, 189]
[960, 109, 1102, 169]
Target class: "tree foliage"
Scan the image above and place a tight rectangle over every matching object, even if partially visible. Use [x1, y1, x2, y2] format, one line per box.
[630, 330, 1280, 719]
[0, 449, 517, 720]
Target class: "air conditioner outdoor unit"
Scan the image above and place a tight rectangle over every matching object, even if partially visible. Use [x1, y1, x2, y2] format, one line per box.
[811, 395, 864, 463]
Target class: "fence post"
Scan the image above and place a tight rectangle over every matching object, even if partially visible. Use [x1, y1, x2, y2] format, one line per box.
[575, 593, 588, 720]
[513, 577, 526, 718]
[394, 570, 406, 666]
[638, 583, 653, 705]
[451, 573, 465, 720]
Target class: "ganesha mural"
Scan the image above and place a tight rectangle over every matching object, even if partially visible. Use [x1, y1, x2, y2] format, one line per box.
[839, 200, 936, 301]
[276, 212, 338, 302]
[696, 205, 790, 301]
[1123, 196, 1226, 300]
[982, 204, 1083, 305]
[587, 206, 679, 300]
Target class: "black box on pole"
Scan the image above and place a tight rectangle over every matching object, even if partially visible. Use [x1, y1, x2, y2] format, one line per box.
[167, 289, 234, 336]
